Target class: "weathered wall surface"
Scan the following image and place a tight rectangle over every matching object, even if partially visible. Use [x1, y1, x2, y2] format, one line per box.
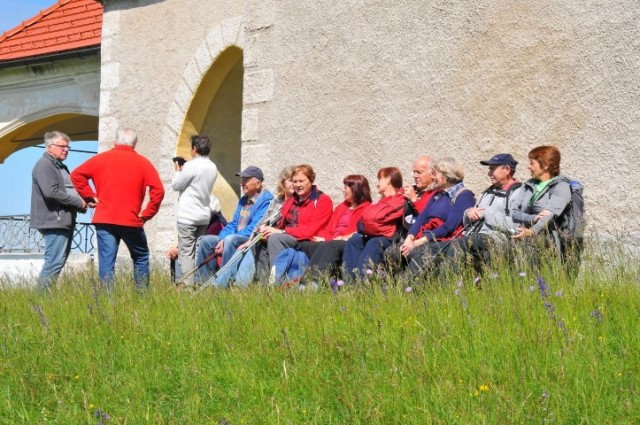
[101, 0, 244, 250]
[243, 0, 640, 240]
[104, 0, 640, 256]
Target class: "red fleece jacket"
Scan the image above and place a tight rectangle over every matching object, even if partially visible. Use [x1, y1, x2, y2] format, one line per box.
[71, 145, 165, 227]
[316, 200, 371, 241]
[278, 186, 333, 240]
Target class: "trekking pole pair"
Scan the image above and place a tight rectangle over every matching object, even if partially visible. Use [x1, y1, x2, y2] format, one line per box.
[174, 197, 282, 289]
[193, 201, 283, 295]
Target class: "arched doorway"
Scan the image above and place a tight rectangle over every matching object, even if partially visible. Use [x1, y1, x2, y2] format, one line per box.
[0, 112, 98, 163]
[176, 46, 243, 218]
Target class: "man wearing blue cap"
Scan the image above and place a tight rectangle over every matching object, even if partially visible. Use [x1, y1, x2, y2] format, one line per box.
[195, 165, 273, 283]
[444, 153, 523, 272]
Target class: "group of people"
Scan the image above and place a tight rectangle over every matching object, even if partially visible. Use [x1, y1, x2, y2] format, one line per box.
[30, 126, 577, 292]
[189, 146, 577, 289]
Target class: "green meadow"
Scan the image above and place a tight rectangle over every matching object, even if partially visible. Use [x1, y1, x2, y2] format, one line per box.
[0, 244, 638, 424]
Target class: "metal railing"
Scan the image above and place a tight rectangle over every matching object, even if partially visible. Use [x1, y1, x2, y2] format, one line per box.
[0, 215, 95, 254]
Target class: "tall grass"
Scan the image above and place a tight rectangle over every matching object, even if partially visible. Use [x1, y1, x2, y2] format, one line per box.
[0, 243, 638, 424]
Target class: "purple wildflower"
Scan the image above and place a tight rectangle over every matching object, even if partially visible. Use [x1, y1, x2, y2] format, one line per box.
[330, 279, 338, 293]
[365, 269, 374, 276]
[405, 286, 413, 293]
[94, 409, 110, 424]
[474, 276, 481, 285]
[536, 276, 568, 337]
[590, 309, 603, 324]
[336, 280, 345, 287]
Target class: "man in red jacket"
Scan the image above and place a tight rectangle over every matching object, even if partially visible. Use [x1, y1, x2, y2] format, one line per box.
[71, 127, 165, 290]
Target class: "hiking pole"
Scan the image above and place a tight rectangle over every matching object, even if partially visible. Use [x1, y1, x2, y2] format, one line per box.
[174, 250, 218, 288]
[176, 196, 282, 289]
[194, 205, 283, 294]
[432, 219, 482, 258]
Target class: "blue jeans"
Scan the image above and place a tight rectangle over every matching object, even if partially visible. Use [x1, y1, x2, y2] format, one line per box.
[38, 228, 73, 290]
[343, 234, 394, 280]
[96, 224, 150, 290]
[196, 234, 249, 283]
[213, 248, 256, 288]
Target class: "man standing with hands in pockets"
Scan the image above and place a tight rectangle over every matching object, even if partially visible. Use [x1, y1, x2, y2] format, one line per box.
[71, 127, 164, 290]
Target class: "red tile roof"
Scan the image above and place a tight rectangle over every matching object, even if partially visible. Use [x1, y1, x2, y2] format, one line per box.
[0, 0, 103, 62]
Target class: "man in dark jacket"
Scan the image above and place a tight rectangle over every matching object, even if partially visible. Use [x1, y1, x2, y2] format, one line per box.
[30, 131, 87, 290]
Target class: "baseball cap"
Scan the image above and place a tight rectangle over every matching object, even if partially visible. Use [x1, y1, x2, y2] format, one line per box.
[480, 153, 518, 169]
[235, 165, 264, 181]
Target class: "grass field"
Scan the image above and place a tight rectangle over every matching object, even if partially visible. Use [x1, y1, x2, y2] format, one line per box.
[0, 245, 638, 424]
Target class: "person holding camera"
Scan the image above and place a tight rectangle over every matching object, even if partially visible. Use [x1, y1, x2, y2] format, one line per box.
[171, 135, 218, 286]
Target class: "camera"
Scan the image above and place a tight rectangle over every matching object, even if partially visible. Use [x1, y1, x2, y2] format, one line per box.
[172, 156, 186, 167]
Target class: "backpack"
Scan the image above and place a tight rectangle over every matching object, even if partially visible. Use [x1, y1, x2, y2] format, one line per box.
[273, 248, 309, 287]
[555, 179, 585, 254]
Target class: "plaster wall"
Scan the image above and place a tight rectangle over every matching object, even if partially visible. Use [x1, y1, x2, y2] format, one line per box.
[243, 0, 640, 240]
[103, 0, 640, 258]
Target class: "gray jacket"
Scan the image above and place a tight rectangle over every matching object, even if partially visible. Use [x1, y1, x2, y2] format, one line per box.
[510, 175, 572, 234]
[30, 153, 84, 230]
[463, 183, 524, 242]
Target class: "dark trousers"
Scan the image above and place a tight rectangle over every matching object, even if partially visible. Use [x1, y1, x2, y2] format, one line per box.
[306, 240, 347, 278]
[444, 233, 497, 274]
[343, 234, 394, 279]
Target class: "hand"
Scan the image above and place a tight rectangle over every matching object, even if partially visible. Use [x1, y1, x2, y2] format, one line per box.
[534, 209, 551, 222]
[403, 186, 418, 203]
[214, 240, 224, 255]
[512, 227, 534, 240]
[79, 199, 88, 213]
[237, 241, 250, 250]
[466, 207, 485, 222]
[400, 237, 416, 257]
[260, 226, 284, 239]
[138, 214, 147, 223]
[166, 246, 179, 259]
[312, 236, 326, 242]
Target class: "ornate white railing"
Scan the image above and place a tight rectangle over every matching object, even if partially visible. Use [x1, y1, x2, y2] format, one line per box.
[0, 215, 95, 254]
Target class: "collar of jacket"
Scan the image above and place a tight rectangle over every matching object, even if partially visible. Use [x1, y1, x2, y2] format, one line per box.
[443, 181, 465, 198]
[293, 185, 322, 205]
[44, 152, 69, 172]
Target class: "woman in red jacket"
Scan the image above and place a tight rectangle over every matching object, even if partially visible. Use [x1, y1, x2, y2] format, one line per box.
[302, 174, 372, 279]
[342, 167, 405, 280]
[259, 164, 333, 276]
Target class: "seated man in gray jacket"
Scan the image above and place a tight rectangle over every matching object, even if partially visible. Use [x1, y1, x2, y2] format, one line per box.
[444, 153, 523, 273]
[30, 131, 88, 291]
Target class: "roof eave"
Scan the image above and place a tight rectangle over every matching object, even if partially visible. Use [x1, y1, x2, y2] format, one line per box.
[0, 46, 100, 71]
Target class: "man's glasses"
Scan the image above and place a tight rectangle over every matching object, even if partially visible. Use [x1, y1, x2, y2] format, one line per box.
[52, 144, 71, 150]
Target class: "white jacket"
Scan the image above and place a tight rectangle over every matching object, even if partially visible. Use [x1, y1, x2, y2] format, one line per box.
[171, 156, 218, 225]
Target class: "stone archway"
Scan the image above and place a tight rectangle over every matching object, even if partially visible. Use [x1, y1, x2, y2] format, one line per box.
[163, 16, 244, 218]
[0, 108, 98, 162]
